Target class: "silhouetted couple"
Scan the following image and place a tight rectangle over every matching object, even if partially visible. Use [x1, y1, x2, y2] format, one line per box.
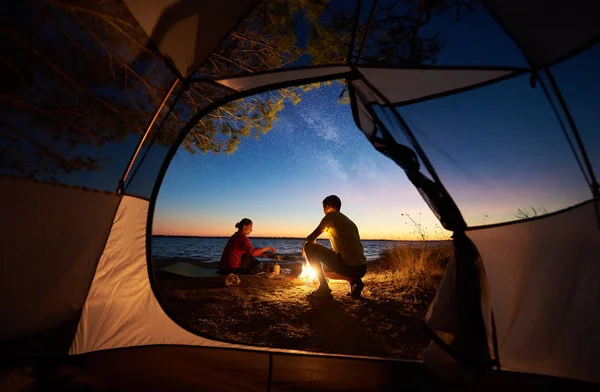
[218, 195, 367, 298]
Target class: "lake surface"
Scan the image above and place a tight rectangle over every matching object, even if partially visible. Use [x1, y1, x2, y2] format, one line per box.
[151, 236, 419, 263]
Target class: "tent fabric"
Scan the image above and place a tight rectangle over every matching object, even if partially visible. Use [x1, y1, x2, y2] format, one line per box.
[214, 65, 351, 92]
[123, 0, 259, 77]
[0, 177, 121, 341]
[123, 0, 600, 77]
[424, 235, 495, 381]
[357, 67, 521, 106]
[213, 66, 520, 106]
[70, 195, 229, 354]
[348, 67, 522, 145]
[77, 345, 600, 391]
[466, 200, 600, 383]
[85, 346, 271, 392]
[483, 0, 600, 69]
[2, 0, 600, 389]
[349, 79, 378, 137]
[82, 346, 430, 392]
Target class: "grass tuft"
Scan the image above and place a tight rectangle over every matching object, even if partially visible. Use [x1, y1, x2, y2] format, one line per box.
[369, 241, 451, 293]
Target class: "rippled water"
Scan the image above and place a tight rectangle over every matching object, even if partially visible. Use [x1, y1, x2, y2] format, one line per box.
[151, 236, 413, 263]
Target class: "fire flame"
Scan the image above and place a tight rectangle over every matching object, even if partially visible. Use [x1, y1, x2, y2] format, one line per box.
[298, 259, 319, 284]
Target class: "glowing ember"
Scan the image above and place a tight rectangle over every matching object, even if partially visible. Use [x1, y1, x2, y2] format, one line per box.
[298, 259, 319, 284]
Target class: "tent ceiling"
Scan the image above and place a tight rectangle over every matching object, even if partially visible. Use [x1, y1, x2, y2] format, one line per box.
[123, 0, 259, 77]
[213, 66, 521, 104]
[213, 65, 351, 92]
[356, 67, 521, 106]
[123, 1, 600, 80]
[483, 0, 600, 68]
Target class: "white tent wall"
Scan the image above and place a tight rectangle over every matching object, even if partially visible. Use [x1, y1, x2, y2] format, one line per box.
[69, 195, 255, 353]
[467, 200, 600, 383]
[0, 176, 121, 349]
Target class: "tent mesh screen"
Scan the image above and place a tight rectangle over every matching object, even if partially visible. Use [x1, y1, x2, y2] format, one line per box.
[394, 67, 597, 227]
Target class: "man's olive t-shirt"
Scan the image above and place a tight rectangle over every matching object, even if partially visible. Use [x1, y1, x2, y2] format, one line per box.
[318, 211, 367, 266]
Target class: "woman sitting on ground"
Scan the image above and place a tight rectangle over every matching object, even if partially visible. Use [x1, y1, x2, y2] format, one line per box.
[218, 218, 277, 275]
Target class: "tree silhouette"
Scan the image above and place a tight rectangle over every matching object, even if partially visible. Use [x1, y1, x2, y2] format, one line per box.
[0, 0, 478, 181]
[0, 0, 328, 180]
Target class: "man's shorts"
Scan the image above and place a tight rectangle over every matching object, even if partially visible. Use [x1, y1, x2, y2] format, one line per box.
[305, 242, 366, 280]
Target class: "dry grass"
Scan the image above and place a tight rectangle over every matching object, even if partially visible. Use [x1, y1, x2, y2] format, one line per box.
[369, 241, 451, 296]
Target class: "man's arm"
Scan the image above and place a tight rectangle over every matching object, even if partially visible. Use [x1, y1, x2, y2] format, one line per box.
[303, 214, 328, 256]
[305, 226, 323, 244]
[302, 226, 323, 258]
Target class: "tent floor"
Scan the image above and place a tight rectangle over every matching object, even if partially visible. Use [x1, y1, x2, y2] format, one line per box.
[5, 345, 597, 391]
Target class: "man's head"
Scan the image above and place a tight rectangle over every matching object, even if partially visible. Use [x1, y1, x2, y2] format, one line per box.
[322, 195, 341, 214]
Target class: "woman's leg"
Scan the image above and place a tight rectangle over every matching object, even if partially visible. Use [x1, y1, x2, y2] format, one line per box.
[240, 254, 261, 274]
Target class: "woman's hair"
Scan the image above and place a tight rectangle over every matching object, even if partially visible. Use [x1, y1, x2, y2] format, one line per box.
[235, 218, 252, 229]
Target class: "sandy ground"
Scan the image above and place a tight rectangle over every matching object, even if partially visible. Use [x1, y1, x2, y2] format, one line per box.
[154, 259, 437, 360]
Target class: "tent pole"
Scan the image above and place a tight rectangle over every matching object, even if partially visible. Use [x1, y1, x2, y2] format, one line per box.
[117, 78, 180, 194]
[543, 69, 600, 200]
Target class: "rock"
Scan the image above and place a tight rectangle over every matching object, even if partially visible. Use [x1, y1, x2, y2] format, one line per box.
[225, 273, 241, 287]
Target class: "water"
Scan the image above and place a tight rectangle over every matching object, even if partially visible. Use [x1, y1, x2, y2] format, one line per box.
[151, 236, 410, 263]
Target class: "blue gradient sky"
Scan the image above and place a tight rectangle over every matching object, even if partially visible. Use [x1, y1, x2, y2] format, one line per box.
[154, 83, 448, 239]
[152, 8, 599, 240]
[153, 45, 598, 239]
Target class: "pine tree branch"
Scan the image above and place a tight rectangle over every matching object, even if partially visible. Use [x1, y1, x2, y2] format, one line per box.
[69, 12, 167, 101]
[8, 30, 125, 115]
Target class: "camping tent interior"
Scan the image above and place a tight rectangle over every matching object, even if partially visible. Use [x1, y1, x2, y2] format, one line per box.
[1, 0, 599, 390]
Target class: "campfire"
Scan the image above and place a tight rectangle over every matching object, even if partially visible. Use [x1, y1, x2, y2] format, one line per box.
[297, 258, 319, 284]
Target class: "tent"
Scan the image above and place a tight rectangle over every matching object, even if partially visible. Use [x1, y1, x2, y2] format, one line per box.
[1, 0, 599, 390]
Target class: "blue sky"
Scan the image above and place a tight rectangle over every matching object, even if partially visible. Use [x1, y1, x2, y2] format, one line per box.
[152, 47, 598, 239]
[153, 83, 446, 239]
[151, 5, 599, 239]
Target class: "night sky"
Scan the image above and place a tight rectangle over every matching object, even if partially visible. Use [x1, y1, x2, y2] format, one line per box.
[151, 7, 599, 240]
[152, 45, 598, 239]
[153, 83, 441, 239]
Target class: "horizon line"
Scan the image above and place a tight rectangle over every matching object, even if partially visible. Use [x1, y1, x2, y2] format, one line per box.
[152, 234, 450, 241]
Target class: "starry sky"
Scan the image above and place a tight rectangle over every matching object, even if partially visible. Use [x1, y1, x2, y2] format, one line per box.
[153, 83, 446, 240]
[152, 45, 598, 240]
[151, 7, 599, 240]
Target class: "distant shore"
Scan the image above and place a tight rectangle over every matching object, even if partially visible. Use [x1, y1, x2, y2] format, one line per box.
[152, 234, 450, 242]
